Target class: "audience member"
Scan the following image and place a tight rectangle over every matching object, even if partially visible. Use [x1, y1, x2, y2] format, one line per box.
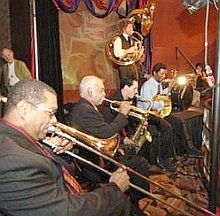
[0, 47, 32, 97]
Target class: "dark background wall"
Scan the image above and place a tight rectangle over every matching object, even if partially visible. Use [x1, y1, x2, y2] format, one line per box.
[9, 0, 31, 69]
[0, 0, 11, 68]
[0, 0, 31, 70]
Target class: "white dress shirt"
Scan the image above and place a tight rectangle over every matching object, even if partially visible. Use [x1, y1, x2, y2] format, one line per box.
[113, 33, 131, 58]
[8, 62, 20, 86]
[137, 76, 169, 110]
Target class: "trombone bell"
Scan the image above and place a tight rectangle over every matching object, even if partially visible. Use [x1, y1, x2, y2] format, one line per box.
[50, 122, 120, 157]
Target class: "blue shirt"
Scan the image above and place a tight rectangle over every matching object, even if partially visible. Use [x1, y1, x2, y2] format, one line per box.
[137, 77, 169, 110]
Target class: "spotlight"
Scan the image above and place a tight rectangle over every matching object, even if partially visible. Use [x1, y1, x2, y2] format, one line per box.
[177, 76, 187, 85]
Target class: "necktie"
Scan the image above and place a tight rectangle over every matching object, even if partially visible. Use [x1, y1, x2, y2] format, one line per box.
[157, 84, 161, 95]
[62, 166, 83, 194]
[37, 142, 83, 194]
[128, 36, 132, 45]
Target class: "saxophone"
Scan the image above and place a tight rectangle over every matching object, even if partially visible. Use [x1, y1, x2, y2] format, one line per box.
[131, 115, 152, 154]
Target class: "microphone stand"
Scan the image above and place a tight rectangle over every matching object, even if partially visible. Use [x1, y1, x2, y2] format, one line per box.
[209, 1, 220, 213]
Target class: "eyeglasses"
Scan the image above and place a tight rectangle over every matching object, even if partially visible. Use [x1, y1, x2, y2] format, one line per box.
[30, 103, 57, 117]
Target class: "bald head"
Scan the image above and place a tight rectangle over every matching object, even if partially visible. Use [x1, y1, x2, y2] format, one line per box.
[79, 75, 105, 106]
[1, 48, 14, 63]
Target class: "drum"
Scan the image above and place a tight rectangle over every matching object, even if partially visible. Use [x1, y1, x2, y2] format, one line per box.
[171, 84, 193, 110]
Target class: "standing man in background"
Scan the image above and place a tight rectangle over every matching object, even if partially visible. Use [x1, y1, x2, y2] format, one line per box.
[0, 47, 32, 97]
[0, 47, 32, 116]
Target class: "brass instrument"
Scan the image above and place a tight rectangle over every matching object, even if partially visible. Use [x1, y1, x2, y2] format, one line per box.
[45, 122, 215, 216]
[104, 97, 152, 153]
[105, 31, 143, 66]
[104, 98, 150, 120]
[105, 2, 155, 66]
[152, 94, 172, 118]
[131, 119, 152, 154]
[50, 122, 119, 157]
[128, 2, 156, 36]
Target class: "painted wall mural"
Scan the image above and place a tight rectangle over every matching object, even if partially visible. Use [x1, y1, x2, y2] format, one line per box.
[59, 3, 122, 99]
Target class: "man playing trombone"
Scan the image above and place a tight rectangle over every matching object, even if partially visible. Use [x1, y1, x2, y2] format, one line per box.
[69, 75, 150, 216]
[0, 79, 132, 216]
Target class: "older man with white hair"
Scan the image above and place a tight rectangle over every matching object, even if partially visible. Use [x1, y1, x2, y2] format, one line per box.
[70, 75, 150, 216]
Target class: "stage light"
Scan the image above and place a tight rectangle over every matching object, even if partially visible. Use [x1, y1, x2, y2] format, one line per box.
[181, 0, 218, 13]
[177, 76, 187, 85]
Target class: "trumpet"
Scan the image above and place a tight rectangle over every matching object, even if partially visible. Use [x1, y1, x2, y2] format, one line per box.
[44, 122, 215, 216]
[103, 98, 151, 120]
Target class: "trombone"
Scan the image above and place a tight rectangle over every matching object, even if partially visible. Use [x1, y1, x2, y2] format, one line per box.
[44, 122, 215, 216]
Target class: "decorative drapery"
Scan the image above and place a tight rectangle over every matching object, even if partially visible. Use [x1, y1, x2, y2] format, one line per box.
[52, 0, 149, 17]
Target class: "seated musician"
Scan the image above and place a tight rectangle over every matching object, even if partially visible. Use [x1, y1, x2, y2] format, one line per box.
[101, 76, 159, 165]
[138, 63, 202, 161]
[194, 62, 213, 104]
[195, 63, 208, 92]
[69, 75, 150, 215]
[138, 63, 176, 172]
[0, 79, 132, 216]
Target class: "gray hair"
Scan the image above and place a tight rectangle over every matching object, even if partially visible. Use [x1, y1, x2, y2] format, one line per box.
[5, 79, 56, 114]
[79, 75, 103, 97]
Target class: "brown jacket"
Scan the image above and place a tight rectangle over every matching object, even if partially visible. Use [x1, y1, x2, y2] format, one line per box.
[1, 59, 32, 96]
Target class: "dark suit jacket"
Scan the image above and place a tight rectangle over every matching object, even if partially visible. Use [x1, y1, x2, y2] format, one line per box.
[101, 91, 139, 137]
[70, 98, 129, 139]
[117, 35, 138, 82]
[0, 120, 131, 216]
[69, 98, 150, 195]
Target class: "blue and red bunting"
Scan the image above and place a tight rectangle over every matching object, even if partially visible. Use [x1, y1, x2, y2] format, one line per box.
[52, 0, 150, 14]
